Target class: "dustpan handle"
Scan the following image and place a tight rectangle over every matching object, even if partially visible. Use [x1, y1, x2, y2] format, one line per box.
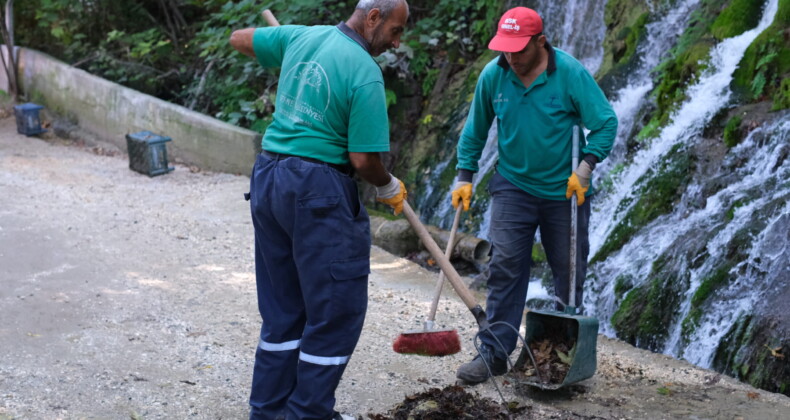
[569, 126, 579, 310]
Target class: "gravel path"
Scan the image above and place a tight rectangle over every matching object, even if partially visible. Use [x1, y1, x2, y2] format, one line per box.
[2, 115, 789, 420]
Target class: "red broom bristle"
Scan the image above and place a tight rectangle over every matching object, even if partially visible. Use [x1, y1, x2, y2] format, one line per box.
[392, 330, 461, 356]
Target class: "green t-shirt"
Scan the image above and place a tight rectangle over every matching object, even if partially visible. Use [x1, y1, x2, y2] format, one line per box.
[252, 25, 390, 165]
[457, 46, 618, 200]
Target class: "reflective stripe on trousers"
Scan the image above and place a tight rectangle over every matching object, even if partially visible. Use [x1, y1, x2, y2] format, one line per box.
[248, 153, 370, 420]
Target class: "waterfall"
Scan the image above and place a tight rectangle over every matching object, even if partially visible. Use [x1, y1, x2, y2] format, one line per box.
[597, 0, 700, 171]
[534, 0, 606, 74]
[586, 0, 782, 369]
[669, 119, 789, 365]
[590, 0, 779, 255]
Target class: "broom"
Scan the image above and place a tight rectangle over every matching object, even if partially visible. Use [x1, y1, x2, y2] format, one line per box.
[396, 202, 491, 355]
[393, 205, 464, 356]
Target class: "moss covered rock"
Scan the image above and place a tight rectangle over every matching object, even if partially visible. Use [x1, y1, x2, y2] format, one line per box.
[611, 255, 688, 351]
[714, 314, 790, 396]
[592, 144, 693, 263]
[710, 0, 765, 40]
[596, 0, 652, 91]
[731, 0, 790, 109]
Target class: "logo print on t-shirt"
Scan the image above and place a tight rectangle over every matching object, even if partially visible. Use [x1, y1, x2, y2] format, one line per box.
[297, 64, 324, 89]
[546, 95, 561, 109]
[279, 61, 332, 127]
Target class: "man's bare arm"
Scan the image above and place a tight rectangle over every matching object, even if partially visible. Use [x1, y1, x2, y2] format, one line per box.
[349, 152, 391, 186]
[229, 28, 256, 57]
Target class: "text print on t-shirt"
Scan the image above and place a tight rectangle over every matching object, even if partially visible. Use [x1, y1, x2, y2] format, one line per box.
[280, 61, 332, 128]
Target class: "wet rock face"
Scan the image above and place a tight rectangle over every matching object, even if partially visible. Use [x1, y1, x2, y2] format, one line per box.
[714, 313, 790, 396]
[714, 205, 790, 396]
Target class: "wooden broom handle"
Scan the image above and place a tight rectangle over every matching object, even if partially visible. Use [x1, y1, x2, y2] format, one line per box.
[262, 9, 280, 26]
[402, 201, 480, 311]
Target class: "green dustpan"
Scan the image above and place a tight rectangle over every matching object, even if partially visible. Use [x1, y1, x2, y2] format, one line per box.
[514, 307, 599, 389]
[513, 126, 599, 390]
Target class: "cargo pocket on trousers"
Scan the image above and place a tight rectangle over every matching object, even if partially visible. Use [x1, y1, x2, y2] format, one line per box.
[330, 257, 370, 316]
[297, 194, 343, 247]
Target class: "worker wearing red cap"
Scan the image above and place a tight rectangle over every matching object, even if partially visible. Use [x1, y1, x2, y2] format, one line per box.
[452, 6, 618, 384]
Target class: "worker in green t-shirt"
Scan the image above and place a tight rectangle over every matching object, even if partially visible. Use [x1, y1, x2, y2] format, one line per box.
[451, 7, 618, 384]
[229, 1, 409, 418]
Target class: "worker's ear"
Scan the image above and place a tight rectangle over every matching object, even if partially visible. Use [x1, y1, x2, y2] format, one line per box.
[365, 8, 382, 29]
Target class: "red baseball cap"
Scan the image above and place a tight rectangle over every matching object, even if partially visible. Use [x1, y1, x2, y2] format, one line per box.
[488, 7, 544, 53]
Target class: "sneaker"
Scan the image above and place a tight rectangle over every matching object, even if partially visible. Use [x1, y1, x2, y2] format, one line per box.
[456, 354, 508, 384]
[332, 412, 356, 420]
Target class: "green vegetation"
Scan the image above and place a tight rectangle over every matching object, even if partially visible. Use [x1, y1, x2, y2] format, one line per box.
[654, 40, 713, 119]
[723, 115, 743, 147]
[592, 144, 693, 263]
[680, 264, 734, 339]
[596, 0, 650, 80]
[725, 199, 748, 221]
[774, 77, 790, 110]
[619, 13, 650, 66]
[629, 0, 785, 144]
[635, 118, 661, 143]
[611, 256, 687, 350]
[713, 314, 790, 397]
[613, 274, 633, 301]
[531, 243, 546, 264]
[732, 0, 790, 109]
[366, 207, 400, 221]
[396, 47, 496, 206]
[595, 162, 625, 195]
[464, 168, 495, 232]
[13, 0, 504, 132]
[710, 0, 764, 40]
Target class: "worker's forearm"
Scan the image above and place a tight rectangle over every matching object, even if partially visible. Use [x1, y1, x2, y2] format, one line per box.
[229, 28, 256, 57]
[349, 152, 392, 186]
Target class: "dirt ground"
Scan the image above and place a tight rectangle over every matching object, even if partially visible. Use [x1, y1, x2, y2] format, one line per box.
[1, 114, 789, 420]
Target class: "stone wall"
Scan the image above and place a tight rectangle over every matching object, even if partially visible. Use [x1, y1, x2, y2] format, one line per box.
[4, 46, 261, 175]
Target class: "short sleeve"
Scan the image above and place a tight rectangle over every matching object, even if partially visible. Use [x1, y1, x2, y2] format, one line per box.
[252, 26, 303, 68]
[347, 81, 390, 153]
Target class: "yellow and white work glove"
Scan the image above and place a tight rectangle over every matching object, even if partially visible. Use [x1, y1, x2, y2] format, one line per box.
[451, 181, 472, 211]
[566, 160, 592, 206]
[376, 175, 407, 215]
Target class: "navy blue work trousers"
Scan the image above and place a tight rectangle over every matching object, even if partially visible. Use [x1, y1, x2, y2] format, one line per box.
[481, 171, 590, 360]
[248, 153, 371, 420]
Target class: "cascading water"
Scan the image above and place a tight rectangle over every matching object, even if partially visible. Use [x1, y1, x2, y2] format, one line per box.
[586, 0, 782, 369]
[533, 0, 606, 72]
[671, 119, 789, 366]
[590, 0, 779, 255]
[596, 0, 700, 172]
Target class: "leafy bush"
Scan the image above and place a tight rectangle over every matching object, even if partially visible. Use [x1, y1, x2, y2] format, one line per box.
[13, 0, 506, 131]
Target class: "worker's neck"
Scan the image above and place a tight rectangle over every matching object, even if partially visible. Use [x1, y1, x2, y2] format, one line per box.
[345, 10, 368, 38]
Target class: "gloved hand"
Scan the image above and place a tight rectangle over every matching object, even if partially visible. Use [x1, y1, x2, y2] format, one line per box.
[451, 181, 472, 211]
[566, 160, 592, 206]
[376, 175, 407, 215]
